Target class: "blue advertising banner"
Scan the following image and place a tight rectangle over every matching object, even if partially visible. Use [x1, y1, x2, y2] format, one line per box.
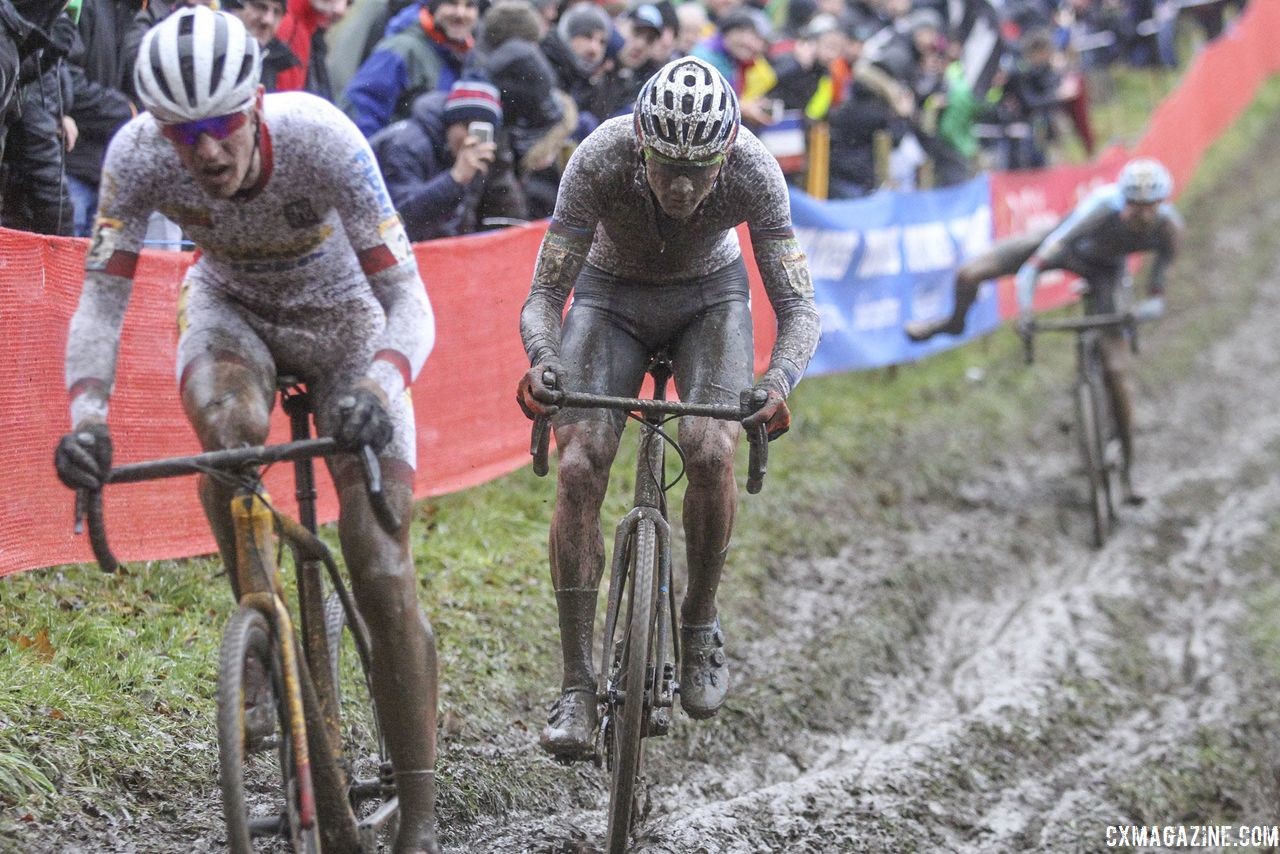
[792, 176, 998, 376]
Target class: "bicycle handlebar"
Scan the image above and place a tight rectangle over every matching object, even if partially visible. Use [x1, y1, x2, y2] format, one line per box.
[1020, 311, 1142, 365]
[74, 438, 400, 574]
[529, 386, 771, 494]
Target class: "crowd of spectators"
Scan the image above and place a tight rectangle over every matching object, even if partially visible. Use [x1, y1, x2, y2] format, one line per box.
[0, 0, 1249, 239]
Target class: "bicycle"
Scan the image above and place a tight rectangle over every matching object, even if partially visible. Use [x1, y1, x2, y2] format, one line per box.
[1020, 312, 1141, 548]
[72, 378, 407, 852]
[529, 354, 769, 853]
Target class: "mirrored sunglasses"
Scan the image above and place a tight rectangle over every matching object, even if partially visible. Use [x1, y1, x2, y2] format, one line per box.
[160, 110, 250, 146]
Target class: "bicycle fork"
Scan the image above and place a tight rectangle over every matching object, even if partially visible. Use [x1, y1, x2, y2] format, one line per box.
[232, 494, 317, 833]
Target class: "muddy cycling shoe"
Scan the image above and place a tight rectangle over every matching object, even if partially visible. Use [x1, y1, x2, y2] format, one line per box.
[539, 687, 598, 761]
[680, 619, 729, 720]
[904, 316, 966, 343]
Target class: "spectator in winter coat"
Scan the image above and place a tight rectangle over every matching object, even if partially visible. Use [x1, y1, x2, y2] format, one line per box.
[223, 0, 302, 90]
[276, 0, 348, 97]
[692, 7, 777, 126]
[539, 1, 607, 139]
[343, 0, 476, 137]
[2, 10, 75, 234]
[371, 77, 501, 240]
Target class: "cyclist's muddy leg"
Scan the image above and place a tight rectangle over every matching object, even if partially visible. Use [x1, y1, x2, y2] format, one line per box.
[332, 457, 440, 853]
[677, 417, 741, 626]
[550, 420, 624, 691]
[180, 354, 273, 598]
[1100, 333, 1140, 502]
[951, 230, 1048, 323]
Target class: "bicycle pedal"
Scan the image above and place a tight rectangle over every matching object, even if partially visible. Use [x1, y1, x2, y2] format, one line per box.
[246, 735, 280, 755]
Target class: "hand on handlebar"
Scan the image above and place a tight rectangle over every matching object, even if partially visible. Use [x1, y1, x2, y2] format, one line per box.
[517, 360, 565, 420]
[55, 421, 113, 490]
[742, 386, 791, 441]
[334, 380, 394, 453]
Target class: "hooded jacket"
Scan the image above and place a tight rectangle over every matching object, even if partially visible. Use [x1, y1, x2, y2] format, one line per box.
[343, 2, 471, 137]
[369, 89, 478, 240]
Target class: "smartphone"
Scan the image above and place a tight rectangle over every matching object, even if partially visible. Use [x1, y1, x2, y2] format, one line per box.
[468, 121, 494, 144]
[770, 100, 785, 123]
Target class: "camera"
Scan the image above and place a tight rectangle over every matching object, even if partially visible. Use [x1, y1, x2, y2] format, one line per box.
[468, 121, 494, 144]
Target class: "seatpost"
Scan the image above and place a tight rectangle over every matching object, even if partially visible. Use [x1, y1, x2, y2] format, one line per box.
[281, 385, 319, 535]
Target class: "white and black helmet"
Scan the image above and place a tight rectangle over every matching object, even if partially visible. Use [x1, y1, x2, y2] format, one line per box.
[134, 7, 262, 123]
[1118, 157, 1173, 204]
[634, 56, 740, 162]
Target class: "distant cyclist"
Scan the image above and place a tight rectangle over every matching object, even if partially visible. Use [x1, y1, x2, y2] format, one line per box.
[517, 56, 821, 759]
[907, 157, 1183, 502]
[52, 10, 442, 852]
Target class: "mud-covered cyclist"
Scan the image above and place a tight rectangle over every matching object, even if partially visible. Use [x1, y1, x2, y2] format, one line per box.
[516, 56, 821, 759]
[52, 10, 443, 852]
[907, 157, 1184, 503]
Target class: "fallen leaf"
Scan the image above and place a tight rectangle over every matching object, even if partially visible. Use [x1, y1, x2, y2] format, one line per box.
[15, 630, 55, 662]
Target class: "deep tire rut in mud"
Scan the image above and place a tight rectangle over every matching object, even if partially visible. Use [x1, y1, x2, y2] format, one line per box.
[451, 126, 1280, 852]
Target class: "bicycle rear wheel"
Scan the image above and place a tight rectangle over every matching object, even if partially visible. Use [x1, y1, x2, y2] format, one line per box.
[604, 517, 659, 853]
[1075, 382, 1109, 548]
[218, 606, 320, 854]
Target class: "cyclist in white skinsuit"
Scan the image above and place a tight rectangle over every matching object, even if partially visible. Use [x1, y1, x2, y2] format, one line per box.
[53, 10, 441, 852]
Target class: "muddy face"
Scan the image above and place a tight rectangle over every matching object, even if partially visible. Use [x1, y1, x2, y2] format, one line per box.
[644, 153, 723, 220]
[167, 111, 260, 199]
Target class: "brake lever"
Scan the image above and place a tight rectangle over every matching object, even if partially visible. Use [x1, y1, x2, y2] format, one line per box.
[741, 388, 770, 494]
[76, 487, 121, 574]
[360, 446, 402, 535]
[530, 370, 561, 477]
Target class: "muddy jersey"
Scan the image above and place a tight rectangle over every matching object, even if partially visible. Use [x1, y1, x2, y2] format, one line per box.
[1018, 183, 1183, 307]
[65, 92, 434, 427]
[520, 117, 820, 398]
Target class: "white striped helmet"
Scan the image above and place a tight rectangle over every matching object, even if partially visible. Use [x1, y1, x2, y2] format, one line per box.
[134, 7, 262, 123]
[1118, 158, 1173, 204]
[634, 56, 740, 162]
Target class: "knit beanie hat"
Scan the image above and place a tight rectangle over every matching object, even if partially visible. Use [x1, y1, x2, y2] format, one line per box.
[558, 3, 610, 41]
[442, 79, 504, 128]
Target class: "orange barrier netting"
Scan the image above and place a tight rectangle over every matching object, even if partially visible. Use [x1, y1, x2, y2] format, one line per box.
[2, 0, 1277, 575]
[0, 222, 775, 575]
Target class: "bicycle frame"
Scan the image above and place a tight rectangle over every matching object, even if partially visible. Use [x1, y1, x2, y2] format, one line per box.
[530, 364, 768, 849]
[71, 383, 401, 852]
[1023, 312, 1140, 546]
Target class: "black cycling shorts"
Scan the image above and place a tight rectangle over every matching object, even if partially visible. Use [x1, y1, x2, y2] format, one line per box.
[556, 256, 755, 432]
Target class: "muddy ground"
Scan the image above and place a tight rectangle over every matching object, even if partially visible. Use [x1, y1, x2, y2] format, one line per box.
[444, 126, 1280, 851]
[14, 115, 1280, 854]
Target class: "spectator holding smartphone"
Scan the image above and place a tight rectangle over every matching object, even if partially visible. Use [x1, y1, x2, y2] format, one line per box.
[370, 77, 501, 240]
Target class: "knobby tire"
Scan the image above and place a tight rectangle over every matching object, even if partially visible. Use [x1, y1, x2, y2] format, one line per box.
[217, 606, 320, 854]
[1075, 381, 1109, 548]
[606, 518, 658, 853]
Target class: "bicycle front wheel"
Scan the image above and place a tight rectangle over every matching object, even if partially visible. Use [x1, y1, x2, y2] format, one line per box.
[218, 606, 320, 854]
[1075, 382, 1109, 548]
[605, 517, 659, 853]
